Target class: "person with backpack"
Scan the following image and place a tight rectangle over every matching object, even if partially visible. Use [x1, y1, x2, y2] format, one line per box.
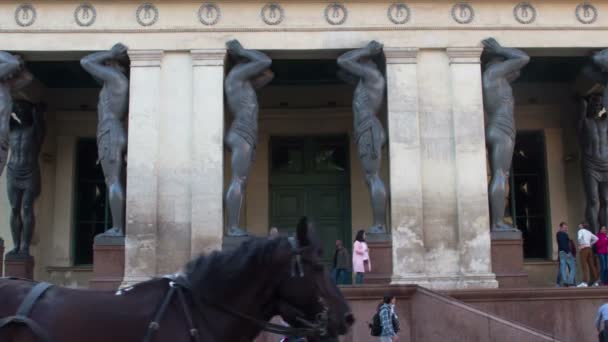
[369, 295, 399, 341]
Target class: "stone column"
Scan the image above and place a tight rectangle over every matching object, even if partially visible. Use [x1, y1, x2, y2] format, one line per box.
[385, 48, 429, 286]
[123, 50, 163, 286]
[190, 49, 226, 257]
[446, 48, 497, 288]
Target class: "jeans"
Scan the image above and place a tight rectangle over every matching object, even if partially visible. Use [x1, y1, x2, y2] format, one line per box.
[355, 272, 364, 284]
[558, 251, 576, 285]
[332, 268, 347, 285]
[599, 254, 608, 283]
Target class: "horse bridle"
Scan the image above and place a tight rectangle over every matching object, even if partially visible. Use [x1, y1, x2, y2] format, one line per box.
[177, 237, 331, 339]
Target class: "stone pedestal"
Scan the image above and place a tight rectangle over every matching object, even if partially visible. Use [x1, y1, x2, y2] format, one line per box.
[90, 235, 125, 290]
[0, 238, 4, 277]
[491, 230, 528, 288]
[366, 234, 392, 284]
[5, 253, 34, 279]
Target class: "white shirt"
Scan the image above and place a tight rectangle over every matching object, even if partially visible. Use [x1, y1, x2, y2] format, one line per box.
[578, 228, 599, 249]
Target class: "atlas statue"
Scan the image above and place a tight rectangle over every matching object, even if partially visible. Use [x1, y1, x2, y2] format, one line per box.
[337, 40, 388, 234]
[6, 100, 45, 257]
[224, 39, 273, 237]
[577, 48, 608, 233]
[481, 37, 529, 231]
[0, 52, 33, 178]
[81, 43, 129, 237]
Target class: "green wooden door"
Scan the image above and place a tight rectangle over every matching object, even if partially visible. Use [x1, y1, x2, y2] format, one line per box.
[269, 135, 351, 264]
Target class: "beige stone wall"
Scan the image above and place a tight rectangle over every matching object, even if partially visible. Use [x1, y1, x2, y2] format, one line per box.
[0, 0, 603, 288]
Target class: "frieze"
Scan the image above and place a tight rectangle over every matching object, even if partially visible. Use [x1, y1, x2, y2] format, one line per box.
[199, 3, 221, 26]
[451, 3, 474, 24]
[15, 3, 36, 27]
[576, 2, 597, 24]
[74, 3, 96, 27]
[325, 3, 347, 26]
[136, 3, 158, 27]
[261, 3, 284, 26]
[388, 3, 410, 25]
[514, 2, 537, 24]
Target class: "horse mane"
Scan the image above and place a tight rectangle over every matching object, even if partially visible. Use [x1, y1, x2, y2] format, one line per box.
[183, 236, 290, 297]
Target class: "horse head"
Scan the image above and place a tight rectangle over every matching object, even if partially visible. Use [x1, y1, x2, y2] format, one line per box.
[275, 216, 354, 340]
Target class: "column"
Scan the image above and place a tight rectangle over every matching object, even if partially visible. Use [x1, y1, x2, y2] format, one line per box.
[446, 48, 497, 288]
[123, 50, 163, 286]
[190, 49, 226, 256]
[155, 53, 194, 274]
[385, 48, 428, 286]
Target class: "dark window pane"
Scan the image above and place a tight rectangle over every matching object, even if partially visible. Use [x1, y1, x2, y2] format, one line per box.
[511, 131, 548, 259]
[314, 145, 347, 172]
[74, 223, 107, 265]
[513, 175, 545, 217]
[272, 143, 303, 173]
[73, 139, 111, 265]
[518, 217, 548, 259]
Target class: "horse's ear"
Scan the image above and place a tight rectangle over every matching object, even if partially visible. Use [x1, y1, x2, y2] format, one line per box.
[296, 216, 322, 251]
[296, 216, 310, 246]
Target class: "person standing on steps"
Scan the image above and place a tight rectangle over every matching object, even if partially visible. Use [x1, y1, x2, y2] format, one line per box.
[578, 223, 600, 287]
[556, 222, 576, 287]
[353, 229, 371, 284]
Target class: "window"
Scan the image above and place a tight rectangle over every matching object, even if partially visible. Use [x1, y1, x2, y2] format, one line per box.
[508, 131, 549, 259]
[73, 138, 112, 265]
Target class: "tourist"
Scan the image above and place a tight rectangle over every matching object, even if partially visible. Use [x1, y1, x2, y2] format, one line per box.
[578, 223, 600, 287]
[556, 222, 576, 287]
[597, 227, 608, 285]
[597, 303, 608, 342]
[269, 226, 279, 239]
[378, 295, 399, 341]
[332, 240, 351, 285]
[353, 229, 370, 284]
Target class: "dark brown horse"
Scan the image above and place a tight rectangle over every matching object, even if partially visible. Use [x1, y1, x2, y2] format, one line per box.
[0, 217, 353, 341]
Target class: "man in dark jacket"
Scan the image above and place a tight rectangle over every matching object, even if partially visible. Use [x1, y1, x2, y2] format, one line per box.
[556, 222, 577, 286]
[332, 240, 351, 285]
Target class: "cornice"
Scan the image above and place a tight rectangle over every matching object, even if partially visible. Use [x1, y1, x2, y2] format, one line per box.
[191, 49, 226, 66]
[446, 47, 483, 64]
[384, 47, 418, 64]
[128, 49, 163, 67]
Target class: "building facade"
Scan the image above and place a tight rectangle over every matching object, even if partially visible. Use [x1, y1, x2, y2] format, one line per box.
[0, 0, 599, 289]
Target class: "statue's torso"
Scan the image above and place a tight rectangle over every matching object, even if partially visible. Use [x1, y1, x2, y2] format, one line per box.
[225, 76, 259, 129]
[97, 79, 128, 129]
[483, 76, 515, 137]
[8, 124, 39, 170]
[352, 76, 384, 128]
[580, 117, 608, 161]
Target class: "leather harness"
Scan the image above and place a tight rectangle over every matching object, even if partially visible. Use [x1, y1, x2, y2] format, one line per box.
[0, 239, 329, 341]
[0, 278, 53, 342]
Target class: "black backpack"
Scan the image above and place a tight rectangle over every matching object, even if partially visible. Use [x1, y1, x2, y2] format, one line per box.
[369, 311, 382, 336]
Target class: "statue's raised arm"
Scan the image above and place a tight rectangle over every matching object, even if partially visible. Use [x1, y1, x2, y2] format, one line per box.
[482, 38, 529, 81]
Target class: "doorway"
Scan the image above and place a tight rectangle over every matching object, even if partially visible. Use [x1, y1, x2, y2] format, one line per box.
[269, 135, 351, 264]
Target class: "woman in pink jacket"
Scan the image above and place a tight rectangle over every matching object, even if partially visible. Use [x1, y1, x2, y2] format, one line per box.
[597, 226, 608, 285]
[353, 229, 371, 284]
